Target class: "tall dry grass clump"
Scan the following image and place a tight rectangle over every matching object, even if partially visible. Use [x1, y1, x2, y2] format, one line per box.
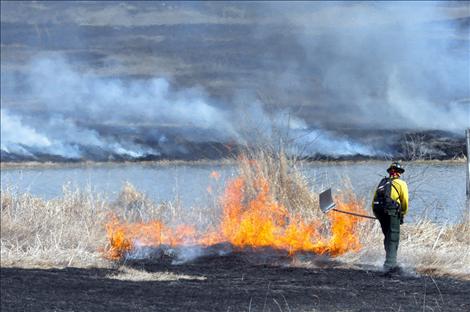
[1, 185, 109, 267]
[237, 147, 324, 222]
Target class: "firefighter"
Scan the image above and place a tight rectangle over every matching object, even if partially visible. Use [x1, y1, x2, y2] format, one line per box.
[372, 162, 409, 274]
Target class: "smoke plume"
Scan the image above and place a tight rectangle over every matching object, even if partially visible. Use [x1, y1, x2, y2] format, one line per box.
[1, 2, 468, 161]
[262, 2, 469, 131]
[1, 55, 377, 160]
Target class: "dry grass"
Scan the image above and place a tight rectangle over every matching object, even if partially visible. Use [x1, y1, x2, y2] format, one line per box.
[1, 185, 109, 268]
[106, 266, 206, 282]
[333, 203, 470, 279]
[236, 147, 324, 222]
[1, 150, 469, 279]
[336, 219, 470, 279]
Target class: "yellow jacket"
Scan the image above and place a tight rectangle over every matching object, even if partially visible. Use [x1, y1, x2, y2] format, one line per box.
[372, 178, 409, 215]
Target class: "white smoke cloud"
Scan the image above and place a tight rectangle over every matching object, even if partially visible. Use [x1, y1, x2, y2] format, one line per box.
[387, 71, 470, 131]
[1, 108, 155, 159]
[1, 55, 374, 160]
[1, 109, 51, 156]
[296, 129, 378, 156]
[27, 56, 237, 136]
[4, 3, 466, 160]
[267, 2, 469, 132]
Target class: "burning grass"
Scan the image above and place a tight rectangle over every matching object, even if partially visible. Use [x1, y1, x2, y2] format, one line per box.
[103, 151, 367, 261]
[1, 151, 469, 279]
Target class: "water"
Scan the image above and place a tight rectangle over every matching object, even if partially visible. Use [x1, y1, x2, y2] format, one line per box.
[1, 161, 466, 223]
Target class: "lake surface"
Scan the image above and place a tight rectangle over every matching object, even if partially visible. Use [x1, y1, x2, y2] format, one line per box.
[1, 161, 467, 223]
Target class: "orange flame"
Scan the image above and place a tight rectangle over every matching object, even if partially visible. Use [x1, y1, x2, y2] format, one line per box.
[104, 174, 366, 260]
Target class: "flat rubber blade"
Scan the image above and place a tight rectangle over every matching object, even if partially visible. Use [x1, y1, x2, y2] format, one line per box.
[319, 188, 336, 213]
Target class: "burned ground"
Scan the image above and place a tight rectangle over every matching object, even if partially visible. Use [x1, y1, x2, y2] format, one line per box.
[1, 253, 469, 312]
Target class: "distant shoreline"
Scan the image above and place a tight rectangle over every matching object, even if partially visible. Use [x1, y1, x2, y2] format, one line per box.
[1, 157, 465, 170]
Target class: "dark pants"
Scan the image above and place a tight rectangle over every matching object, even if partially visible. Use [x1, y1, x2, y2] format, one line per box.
[373, 207, 401, 269]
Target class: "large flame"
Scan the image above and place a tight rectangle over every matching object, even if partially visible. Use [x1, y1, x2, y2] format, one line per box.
[104, 171, 366, 260]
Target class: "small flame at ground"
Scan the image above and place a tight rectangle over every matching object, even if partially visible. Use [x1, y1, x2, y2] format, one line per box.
[104, 172, 366, 260]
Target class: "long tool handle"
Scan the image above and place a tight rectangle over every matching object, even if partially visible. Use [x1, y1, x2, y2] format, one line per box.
[332, 209, 377, 220]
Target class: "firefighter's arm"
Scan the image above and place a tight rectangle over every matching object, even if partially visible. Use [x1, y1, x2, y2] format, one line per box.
[400, 181, 409, 215]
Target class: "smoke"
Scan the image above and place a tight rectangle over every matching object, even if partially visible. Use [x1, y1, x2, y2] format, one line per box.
[1, 2, 468, 161]
[264, 2, 469, 131]
[1, 109, 52, 156]
[1, 55, 375, 160]
[1, 55, 231, 160]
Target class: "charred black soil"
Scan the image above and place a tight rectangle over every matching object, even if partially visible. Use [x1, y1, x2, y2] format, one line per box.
[1, 253, 469, 312]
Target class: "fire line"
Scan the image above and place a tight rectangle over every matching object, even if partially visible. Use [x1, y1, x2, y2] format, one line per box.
[104, 174, 366, 260]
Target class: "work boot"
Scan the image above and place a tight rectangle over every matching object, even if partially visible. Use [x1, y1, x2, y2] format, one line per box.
[382, 265, 402, 277]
